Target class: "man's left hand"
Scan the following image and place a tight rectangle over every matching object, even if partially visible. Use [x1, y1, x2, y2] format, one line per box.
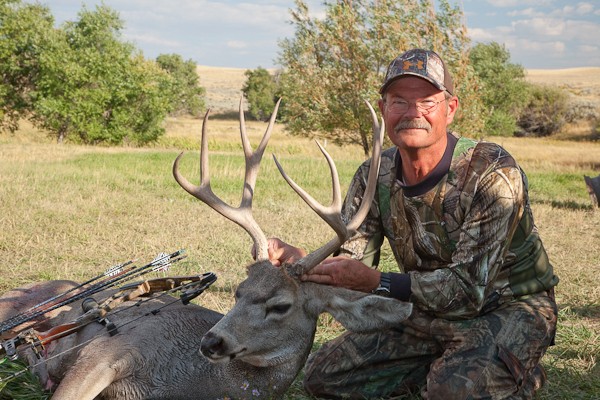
[300, 256, 381, 293]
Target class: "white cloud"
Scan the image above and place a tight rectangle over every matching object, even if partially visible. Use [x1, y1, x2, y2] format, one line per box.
[513, 17, 566, 37]
[575, 2, 595, 15]
[506, 7, 547, 17]
[547, 2, 598, 17]
[126, 33, 182, 49]
[486, 0, 552, 7]
[486, 0, 521, 7]
[579, 44, 599, 53]
[515, 39, 566, 54]
[467, 27, 497, 42]
[227, 41, 248, 50]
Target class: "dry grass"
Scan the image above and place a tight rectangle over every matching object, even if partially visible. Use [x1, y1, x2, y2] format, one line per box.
[196, 65, 248, 113]
[1, 121, 599, 399]
[526, 67, 600, 98]
[196, 65, 277, 113]
[1, 65, 600, 398]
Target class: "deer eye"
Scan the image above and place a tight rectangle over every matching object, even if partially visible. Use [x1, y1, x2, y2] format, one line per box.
[266, 303, 291, 315]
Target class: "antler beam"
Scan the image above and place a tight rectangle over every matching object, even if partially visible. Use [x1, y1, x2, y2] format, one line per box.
[173, 98, 282, 261]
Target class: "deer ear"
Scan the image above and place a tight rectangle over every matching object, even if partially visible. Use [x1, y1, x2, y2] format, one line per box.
[321, 289, 413, 333]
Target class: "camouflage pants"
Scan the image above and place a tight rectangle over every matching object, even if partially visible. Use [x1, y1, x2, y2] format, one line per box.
[304, 291, 557, 400]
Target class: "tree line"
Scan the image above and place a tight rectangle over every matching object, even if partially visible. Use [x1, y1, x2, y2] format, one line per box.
[0, 1, 204, 145]
[1, 0, 587, 149]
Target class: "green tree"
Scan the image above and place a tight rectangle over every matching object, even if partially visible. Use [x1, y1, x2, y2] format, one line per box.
[156, 53, 205, 117]
[31, 5, 174, 144]
[469, 42, 528, 137]
[0, 0, 54, 131]
[278, 0, 483, 155]
[242, 67, 278, 121]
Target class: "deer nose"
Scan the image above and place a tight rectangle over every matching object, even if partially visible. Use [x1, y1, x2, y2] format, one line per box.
[200, 332, 224, 357]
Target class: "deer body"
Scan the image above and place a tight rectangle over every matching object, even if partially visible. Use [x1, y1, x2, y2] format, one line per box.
[1, 99, 413, 399]
[1, 263, 410, 399]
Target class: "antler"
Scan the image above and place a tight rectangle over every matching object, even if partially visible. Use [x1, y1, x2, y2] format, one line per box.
[173, 97, 282, 261]
[274, 100, 384, 276]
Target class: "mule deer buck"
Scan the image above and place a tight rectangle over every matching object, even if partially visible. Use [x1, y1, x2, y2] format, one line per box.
[0, 99, 412, 399]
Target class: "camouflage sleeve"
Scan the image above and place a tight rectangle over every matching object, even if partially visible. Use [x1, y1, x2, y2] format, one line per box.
[337, 160, 385, 268]
[410, 165, 526, 319]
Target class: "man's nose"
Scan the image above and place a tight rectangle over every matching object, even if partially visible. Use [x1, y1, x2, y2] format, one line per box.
[403, 102, 424, 118]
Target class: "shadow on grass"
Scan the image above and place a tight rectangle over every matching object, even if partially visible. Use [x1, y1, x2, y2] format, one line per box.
[209, 110, 240, 120]
[563, 303, 600, 319]
[531, 198, 595, 211]
[556, 130, 600, 143]
[209, 110, 275, 123]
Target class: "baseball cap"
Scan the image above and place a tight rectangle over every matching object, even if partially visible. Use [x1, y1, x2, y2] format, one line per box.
[379, 49, 454, 95]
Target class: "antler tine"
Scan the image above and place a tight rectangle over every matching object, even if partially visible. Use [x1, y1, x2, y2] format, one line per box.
[239, 97, 282, 209]
[346, 100, 384, 232]
[279, 100, 384, 276]
[173, 98, 282, 261]
[273, 141, 346, 242]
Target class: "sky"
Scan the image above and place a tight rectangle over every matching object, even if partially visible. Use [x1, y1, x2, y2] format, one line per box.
[33, 0, 600, 70]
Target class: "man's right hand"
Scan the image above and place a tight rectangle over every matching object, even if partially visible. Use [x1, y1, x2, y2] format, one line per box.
[252, 238, 307, 266]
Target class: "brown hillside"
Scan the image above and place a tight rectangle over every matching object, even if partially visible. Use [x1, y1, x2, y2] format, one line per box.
[526, 67, 600, 103]
[196, 65, 248, 112]
[197, 65, 600, 111]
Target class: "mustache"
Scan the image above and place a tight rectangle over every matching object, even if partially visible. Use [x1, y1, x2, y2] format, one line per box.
[393, 119, 432, 133]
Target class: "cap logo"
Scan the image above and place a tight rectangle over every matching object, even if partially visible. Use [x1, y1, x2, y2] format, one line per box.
[380, 49, 453, 95]
[402, 60, 424, 71]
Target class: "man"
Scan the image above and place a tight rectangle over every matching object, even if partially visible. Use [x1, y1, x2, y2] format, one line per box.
[267, 49, 559, 399]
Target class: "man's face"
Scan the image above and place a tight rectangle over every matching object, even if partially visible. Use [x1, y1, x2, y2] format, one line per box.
[378, 76, 458, 151]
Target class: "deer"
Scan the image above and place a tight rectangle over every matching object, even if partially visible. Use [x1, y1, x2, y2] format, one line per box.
[0, 99, 413, 399]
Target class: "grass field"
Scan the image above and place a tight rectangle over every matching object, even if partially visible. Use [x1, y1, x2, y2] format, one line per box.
[1, 66, 600, 398]
[1, 117, 599, 399]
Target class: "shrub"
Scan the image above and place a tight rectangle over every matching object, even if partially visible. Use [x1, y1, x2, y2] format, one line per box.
[565, 97, 600, 123]
[516, 84, 569, 137]
[242, 67, 278, 121]
[485, 109, 519, 137]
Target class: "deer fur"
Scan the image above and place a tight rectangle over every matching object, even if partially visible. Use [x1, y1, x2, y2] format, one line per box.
[1, 263, 412, 399]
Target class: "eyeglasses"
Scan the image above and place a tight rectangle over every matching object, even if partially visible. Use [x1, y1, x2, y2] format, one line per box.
[385, 98, 445, 115]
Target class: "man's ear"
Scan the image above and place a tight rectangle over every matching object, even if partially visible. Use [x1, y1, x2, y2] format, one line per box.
[310, 286, 413, 333]
[446, 95, 459, 125]
[378, 98, 386, 116]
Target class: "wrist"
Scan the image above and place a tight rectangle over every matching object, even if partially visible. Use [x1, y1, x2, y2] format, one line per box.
[371, 272, 391, 297]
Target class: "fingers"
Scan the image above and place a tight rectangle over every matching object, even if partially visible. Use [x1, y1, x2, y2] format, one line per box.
[267, 238, 286, 266]
[301, 256, 378, 293]
[265, 237, 306, 267]
[300, 260, 342, 284]
[300, 273, 334, 284]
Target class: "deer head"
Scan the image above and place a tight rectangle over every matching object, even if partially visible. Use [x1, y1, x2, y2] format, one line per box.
[173, 99, 412, 375]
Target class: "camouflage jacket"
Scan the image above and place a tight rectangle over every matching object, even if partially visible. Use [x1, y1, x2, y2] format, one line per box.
[339, 132, 559, 320]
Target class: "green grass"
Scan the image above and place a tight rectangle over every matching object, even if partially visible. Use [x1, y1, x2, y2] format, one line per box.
[1, 122, 599, 399]
[0, 358, 50, 400]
